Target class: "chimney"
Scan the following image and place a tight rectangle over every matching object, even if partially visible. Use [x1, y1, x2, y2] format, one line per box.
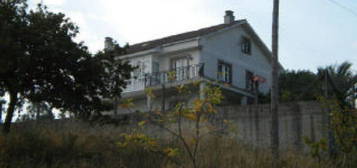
[224, 10, 235, 24]
[104, 37, 114, 51]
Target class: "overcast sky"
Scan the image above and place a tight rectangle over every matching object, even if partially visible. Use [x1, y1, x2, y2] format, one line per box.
[29, 0, 357, 72]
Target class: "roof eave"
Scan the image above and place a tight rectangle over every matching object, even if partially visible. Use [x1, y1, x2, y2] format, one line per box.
[241, 22, 284, 70]
[115, 37, 200, 60]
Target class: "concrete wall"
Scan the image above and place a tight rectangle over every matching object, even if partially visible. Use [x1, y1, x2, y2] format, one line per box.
[212, 101, 326, 150]
[117, 101, 327, 151]
[200, 25, 272, 94]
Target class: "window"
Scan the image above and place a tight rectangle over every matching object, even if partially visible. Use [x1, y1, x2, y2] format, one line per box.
[241, 37, 251, 55]
[152, 61, 160, 73]
[150, 61, 161, 85]
[171, 57, 189, 81]
[132, 61, 147, 79]
[217, 61, 232, 83]
[246, 71, 254, 91]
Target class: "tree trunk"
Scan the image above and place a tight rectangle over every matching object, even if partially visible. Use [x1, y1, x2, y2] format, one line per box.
[3, 89, 18, 134]
[271, 0, 280, 167]
[0, 102, 3, 124]
[36, 103, 40, 120]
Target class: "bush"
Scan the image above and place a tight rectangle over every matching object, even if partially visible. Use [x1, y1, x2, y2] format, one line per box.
[0, 119, 355, 168]
[0, 122, 118, 168]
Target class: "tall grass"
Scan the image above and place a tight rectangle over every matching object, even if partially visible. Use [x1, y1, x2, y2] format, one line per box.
[0, 120, 349, 168]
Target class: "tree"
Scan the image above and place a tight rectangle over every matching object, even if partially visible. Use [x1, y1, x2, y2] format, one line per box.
[92, 40, 132, 117]
[279, 70, 320, 102]
[25, 101, 53, 120]
[279, 62, 356, 104]
[0, 0, 133, 133]
[318, 61, 357, 105]
[271, 0, 280, 166]
[317, 62, 356, 158]
[121, 82, 225, 168]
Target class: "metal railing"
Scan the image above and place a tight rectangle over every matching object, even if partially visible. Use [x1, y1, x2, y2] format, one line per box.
[124, 63, 204, 92]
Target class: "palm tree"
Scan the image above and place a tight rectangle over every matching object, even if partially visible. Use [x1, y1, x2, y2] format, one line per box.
[318, 61, 357, 105]
[317, 61, 356, 158]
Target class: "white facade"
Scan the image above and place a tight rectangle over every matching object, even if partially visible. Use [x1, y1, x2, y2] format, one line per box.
[113, 11, 276, 113]
[199, 24, 272, 94]
[119, 38, 202, 94]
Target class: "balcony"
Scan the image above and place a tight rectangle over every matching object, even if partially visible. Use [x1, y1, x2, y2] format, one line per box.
[124, 63, 204, 93]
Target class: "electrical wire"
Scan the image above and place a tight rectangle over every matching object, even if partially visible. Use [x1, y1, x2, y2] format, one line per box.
[328, 0, 357, 17]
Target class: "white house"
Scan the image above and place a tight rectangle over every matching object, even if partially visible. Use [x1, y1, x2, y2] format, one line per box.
[111, 11, 278, 114]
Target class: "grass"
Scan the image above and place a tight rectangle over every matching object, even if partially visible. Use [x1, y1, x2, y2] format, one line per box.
[0, 119, 353, 168]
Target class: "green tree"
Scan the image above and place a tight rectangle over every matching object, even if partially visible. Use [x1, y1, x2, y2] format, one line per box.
[92, 40, 132, 117]
[279, 70, 320, 102]
[25, 101, 53, 120]
[318, 61, 357, 105]
[120, 82, 225, 168]
[0, 0, 133, 133]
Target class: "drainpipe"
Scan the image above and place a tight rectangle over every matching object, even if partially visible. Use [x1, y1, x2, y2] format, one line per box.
[254, 82, 259, 104]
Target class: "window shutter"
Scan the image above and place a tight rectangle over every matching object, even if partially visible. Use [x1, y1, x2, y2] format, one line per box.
[218, 63, 222, 80]
[229, 65, 232, 83]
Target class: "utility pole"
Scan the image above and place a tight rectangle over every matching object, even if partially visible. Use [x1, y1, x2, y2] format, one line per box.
[324, 71, 336, 158]
[271, 0, 280, 167]
[353, 83, 357, 109]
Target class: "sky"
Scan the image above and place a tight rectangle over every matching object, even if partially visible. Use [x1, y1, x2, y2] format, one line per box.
[27, 0, 357, 72]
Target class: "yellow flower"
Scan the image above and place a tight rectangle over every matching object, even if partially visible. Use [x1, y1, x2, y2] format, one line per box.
[119, 98, 134, 109]
[193, 99, 203, 113]
[184, 113, 197, 121]
[164, 148, 179, 157]
[138, 120, 147, 127]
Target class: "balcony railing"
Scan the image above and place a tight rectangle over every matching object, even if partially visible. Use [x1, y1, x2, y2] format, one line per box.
[124, 63, 204, 92]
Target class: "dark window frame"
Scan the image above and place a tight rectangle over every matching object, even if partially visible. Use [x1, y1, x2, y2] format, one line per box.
[217, 60, 232, 84]
[241, 37, 252, 55]
[246, 70, 254, 91]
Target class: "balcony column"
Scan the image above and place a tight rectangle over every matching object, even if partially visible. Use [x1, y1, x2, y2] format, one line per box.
[241, 97, 248, 105]
[199, 82, 206, 100]
[146, 94, 152, 111]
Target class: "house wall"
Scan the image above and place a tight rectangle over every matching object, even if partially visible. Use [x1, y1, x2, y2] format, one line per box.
[123, 39, 201, 73]
[122, 55, 153, 92]
[153, 49, 201, 72]
[125, 54, 153, 73]
[200, 25, 272, 94]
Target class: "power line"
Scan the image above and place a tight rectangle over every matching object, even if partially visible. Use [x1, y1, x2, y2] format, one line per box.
[328, 0, 357, 17]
